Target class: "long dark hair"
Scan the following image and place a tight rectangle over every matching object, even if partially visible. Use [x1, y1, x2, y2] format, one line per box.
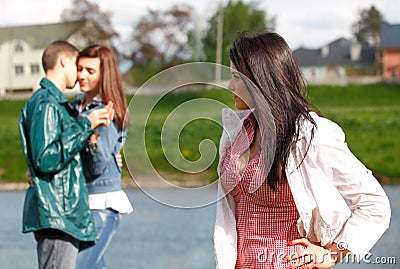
[229, 31, 316, 190]
[79, 45, 129, 130]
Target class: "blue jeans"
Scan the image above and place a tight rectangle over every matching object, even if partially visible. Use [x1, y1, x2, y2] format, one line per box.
[34, 229, 80, 269]
[76, 208, 121, 269]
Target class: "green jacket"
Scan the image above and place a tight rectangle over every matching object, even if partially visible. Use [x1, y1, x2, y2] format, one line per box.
[19, 78, 96, 241]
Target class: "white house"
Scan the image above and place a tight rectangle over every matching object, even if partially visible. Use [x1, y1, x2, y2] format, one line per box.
[0, 20, 109, 96]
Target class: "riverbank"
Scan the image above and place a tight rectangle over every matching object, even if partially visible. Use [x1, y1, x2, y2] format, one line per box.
[0, 173, 215, 191]
[1, 172, 398, 191]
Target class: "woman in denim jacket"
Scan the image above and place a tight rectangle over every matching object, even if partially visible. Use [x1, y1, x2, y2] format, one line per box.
[74, 45, 133, 269]
[214, 32, 391, 269]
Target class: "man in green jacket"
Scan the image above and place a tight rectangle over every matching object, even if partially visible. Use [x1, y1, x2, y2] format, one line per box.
[18, 40, 113, 269]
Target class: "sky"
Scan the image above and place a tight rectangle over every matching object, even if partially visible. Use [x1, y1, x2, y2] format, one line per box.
[1, 0, 399, 50]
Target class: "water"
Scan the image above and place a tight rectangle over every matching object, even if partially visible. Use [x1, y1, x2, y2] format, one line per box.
[1, 186, 399, 269]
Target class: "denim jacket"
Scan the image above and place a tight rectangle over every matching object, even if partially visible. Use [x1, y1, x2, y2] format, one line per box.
[214, 108, 391, 269]
[19, 78, 96, 241]
[73, 94, 126, 195]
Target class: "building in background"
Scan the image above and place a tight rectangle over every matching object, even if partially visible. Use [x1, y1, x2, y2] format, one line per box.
[380, 23, 400, 79]
[294, 22, 400, 84]
[294, 37, 375, 84]
[0, 20, 109, 96]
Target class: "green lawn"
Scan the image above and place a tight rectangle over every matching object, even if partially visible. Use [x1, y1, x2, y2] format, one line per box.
[0, 99, 27, 182]
[308, 83, 400, 182]
[1, 82, 399, 184]
[123, 88, 234, 184]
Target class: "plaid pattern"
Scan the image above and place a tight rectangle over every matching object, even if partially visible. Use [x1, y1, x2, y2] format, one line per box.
[221, 116, 304, 269]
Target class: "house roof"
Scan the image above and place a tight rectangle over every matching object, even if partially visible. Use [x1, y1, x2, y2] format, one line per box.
[294, 37, 374, 66]
[380, 23, 400, 49]
[0, 20, 87, 49]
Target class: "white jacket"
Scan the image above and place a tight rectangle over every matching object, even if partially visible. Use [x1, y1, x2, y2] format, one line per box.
[214, 108, 391, 269]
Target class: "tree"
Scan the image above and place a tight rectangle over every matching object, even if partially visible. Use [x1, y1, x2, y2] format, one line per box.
[126, 4, 194, 85]
[352, 5, 386, 76]
[61, 0, 119, 46]
[202, 0, 276, 67]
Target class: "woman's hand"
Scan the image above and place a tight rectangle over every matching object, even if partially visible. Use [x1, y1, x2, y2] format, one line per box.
[284, 238, 336, 269]
[87, 108, 111, 128]
[86, 101, 114, 129]
[104, 101, 114, 121]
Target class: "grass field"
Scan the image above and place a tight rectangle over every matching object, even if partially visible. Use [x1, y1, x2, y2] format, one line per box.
[0, 99, 27, 183]
[1, 82, 399, 184]
[308, 83, 400, 182]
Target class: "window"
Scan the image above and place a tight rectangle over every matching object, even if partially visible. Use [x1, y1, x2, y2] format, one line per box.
[31, 64, 40, 75]
[15, 44, 24, 53]
[15, 65, 24, 76]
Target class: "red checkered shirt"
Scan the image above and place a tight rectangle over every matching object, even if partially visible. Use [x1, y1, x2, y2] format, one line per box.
[220, 116, 305, 269]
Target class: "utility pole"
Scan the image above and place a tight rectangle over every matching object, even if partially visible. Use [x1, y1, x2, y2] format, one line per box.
[215, 3, 224, 82]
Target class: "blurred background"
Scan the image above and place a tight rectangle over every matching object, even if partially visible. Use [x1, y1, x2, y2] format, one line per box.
[0, 1, 399, 268]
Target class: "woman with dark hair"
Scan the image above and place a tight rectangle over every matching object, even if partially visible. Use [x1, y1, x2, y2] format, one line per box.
[214, 32, 390, 269]
[74, 45, 133, 269]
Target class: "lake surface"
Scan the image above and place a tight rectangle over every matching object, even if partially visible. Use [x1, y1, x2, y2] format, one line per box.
[1, 185, 399, 269]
